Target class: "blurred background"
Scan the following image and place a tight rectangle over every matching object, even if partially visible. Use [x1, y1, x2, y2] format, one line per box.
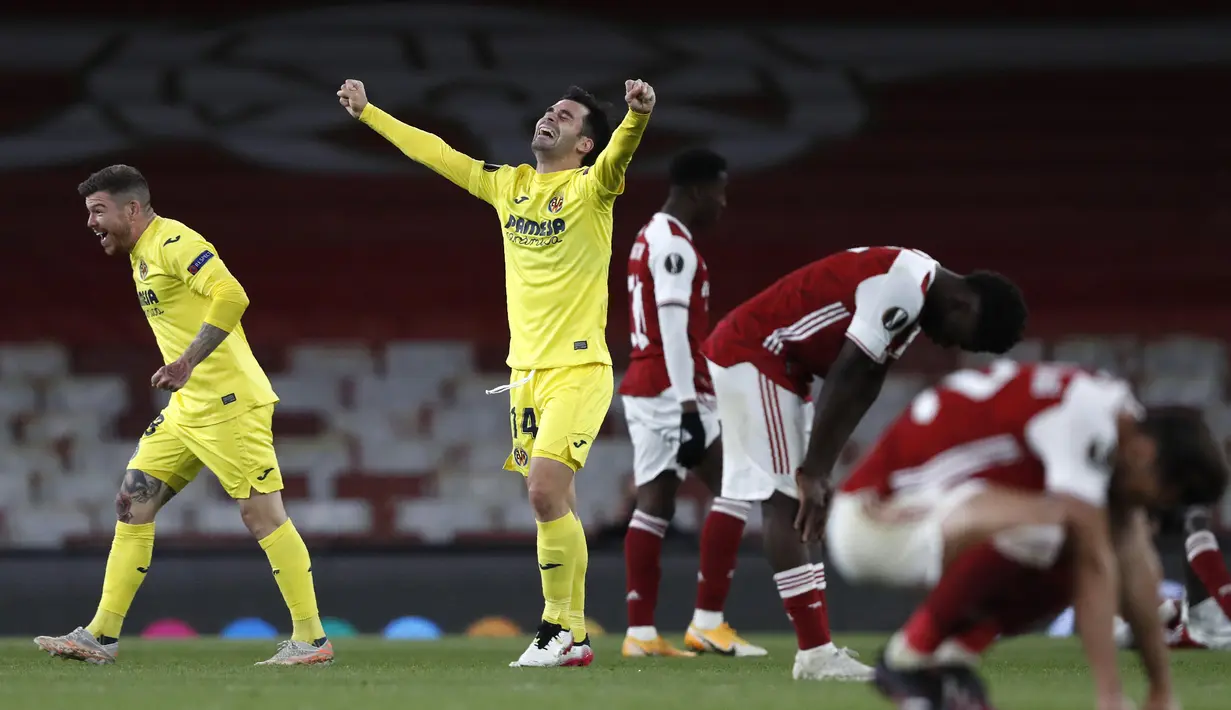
[0, 0, 1228, 638]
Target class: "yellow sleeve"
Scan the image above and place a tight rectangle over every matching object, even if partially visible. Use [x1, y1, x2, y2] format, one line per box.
[359, 103, 507, 204]
[584, 109, 651, 199]
[161, 233, 250, 332]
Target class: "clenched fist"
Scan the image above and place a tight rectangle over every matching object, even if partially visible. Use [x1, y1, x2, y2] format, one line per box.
[625, 79, 656, 114]
[337, 79, 369, 118]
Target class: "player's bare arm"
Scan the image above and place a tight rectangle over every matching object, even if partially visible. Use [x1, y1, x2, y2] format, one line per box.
[152, 261, 250, 392]
[794, 341, 889, 542]
[1115, 509, 1178, 710]
[1062, 495, 1125, 710]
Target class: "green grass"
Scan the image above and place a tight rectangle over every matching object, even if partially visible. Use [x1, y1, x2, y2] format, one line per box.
[0, 634, 1226, 709]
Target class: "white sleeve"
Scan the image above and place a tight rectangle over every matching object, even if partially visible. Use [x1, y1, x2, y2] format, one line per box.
[648, 235, 698, 307]
[1024, 374, 1141, 507]
[845, 251, 936, 363]
[658, 304, 696, 402]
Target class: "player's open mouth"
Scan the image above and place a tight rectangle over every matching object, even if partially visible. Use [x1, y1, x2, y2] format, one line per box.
[96, 230, 110, 246]
[537, 125, 555, 139]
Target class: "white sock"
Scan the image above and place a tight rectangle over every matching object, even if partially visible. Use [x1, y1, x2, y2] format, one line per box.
[933, 639, 979, 667]
[884, 631, 930, 670]
[691, 609, 724, 630]
[627, 625, 658, 642]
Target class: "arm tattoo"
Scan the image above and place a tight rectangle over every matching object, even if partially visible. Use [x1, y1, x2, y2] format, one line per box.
[115, 469, 175, 523]
[180, 323, 230, 366]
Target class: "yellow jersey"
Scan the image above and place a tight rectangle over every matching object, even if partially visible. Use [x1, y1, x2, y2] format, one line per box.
[130, 217, 277, 425]
[361, 104, 650, 370]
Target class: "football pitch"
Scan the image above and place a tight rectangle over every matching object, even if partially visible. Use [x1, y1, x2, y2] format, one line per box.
[1, 634, 1225, 710]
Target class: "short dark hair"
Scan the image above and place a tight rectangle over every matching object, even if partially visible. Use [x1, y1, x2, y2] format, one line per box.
[560, 86, 612, 167]
[77, 165, 150, 204]
[965, 271, 1027, 354]
[1143, 406, 1229, 507]
[669, 148, 727, 187]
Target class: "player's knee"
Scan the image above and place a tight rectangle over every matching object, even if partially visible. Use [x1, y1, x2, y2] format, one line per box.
[635, 472, 679, 519]
[115, 469, 169, 525]
[114, 489, 157, 525]
[238, 490, 288, 540]
[526, 460, 573, 521]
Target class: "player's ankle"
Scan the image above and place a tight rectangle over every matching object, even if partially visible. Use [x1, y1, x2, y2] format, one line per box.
[884, 631, 930, 670]
[691, 609, 723, 630]
[627, 625, 658, 641]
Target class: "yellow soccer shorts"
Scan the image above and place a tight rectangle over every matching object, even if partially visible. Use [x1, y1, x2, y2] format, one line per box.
[503, 364, 613, 475]
[128, 404, 284, 499]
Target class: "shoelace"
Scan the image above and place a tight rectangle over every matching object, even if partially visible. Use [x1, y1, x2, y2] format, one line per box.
[534, 623, 562, 650]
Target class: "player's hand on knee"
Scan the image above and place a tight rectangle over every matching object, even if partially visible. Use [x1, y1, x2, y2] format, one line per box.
[338, 79, 368, 118]
[794, 470, 833, 543]
[625, 79, 656, 114]
[675, 409, 707, 470]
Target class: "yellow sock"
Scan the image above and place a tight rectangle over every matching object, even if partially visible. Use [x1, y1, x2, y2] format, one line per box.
[568, 512, 588, 641]
[537, 512, 583, 627]
[259, 519, 325, 643]
[86, 521, 155, 640]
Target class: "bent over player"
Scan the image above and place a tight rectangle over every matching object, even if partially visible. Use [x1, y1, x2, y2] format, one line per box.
[35, 166, 330, 666]
[340, 78, 654, 667]
[619, 149, 764, 657]
[702, 246, 1026, 681]
[831, 361, 1227, 708]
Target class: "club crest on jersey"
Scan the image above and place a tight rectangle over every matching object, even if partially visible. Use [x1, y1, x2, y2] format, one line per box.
[513, 446, 529, 467]
[882, 307, 909, 331]
[547, 193, 564, 214]
[137, 258, 148, 280]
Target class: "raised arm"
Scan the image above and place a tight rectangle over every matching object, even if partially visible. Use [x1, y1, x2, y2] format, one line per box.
[587, 80, 655, 197]
[339, 79, 504, 204]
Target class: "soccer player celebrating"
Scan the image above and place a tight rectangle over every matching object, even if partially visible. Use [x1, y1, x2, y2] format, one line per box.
[619, 149, 764, 658]
[702, 246, 1027, 680]
[34, 166, 331, 666]
[830, 361, 1227, 708]
[339, 78, 655, 667]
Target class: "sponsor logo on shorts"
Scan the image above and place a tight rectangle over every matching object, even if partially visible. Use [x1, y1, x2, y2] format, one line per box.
[573, 340, 587, 350]
[539, 563, 562, 570]
[572, 439, 588, 449]
[221, 393, 237, 405]
[257, 467, 274, 481]
[513, 446, 529, 467]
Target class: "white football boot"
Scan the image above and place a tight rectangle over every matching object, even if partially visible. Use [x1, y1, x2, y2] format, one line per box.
[510, 621, 573, 668]
[34, 627, 118, 665]
[792, 644, 875, 681]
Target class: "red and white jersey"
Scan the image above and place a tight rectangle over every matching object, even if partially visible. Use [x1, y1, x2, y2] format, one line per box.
[703, 246, 937, 395]
[619, 212, 713, 397]
[841, 360, 1144, 508]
